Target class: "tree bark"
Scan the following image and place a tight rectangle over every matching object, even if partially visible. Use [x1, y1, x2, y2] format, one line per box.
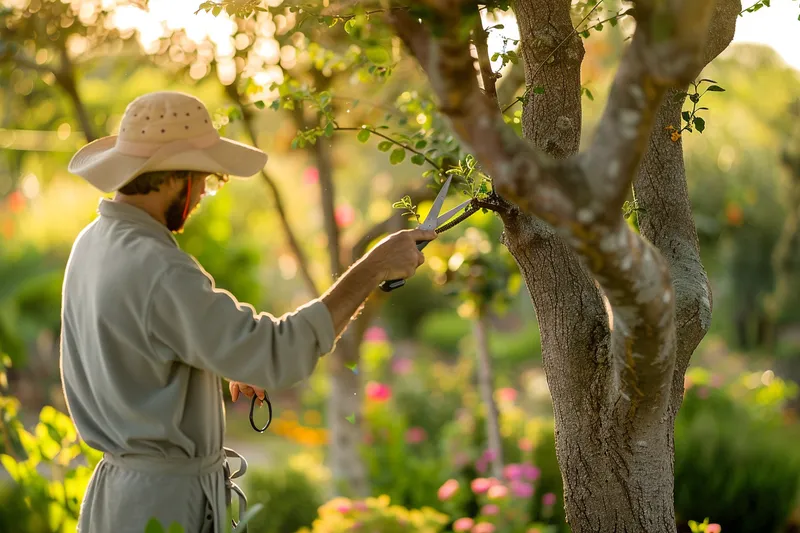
[473, 314, 504, 479]
[388, 0, 741, 530]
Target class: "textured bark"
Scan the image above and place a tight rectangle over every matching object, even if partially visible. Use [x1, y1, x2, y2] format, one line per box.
[473, 315, 504, 479]
[388, 0, 741, 530]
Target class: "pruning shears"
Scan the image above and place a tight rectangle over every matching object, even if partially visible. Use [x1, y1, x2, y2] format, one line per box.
[379, 174, 479, 292]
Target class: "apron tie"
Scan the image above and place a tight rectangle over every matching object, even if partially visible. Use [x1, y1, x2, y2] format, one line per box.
[223, 447, 249, 532]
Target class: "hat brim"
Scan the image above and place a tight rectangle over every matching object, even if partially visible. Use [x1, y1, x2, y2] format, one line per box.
[68, 135, 268, 193]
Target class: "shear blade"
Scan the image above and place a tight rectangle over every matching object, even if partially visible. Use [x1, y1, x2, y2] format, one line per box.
[419, 175, 453, 230]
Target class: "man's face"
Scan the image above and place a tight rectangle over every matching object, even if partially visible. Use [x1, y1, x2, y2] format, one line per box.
[164, 173, 211, 232]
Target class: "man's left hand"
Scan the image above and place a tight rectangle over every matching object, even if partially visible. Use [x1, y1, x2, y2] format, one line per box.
[229, 381, 266, 406]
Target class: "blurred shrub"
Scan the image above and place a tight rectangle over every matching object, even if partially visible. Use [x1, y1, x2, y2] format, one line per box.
[418, 310, 471, 355]
[0, 381, 101, 533]
[243, 453, 327, 533]
[380, 274, 451, 339]
[297, 494, 449, 533]
[674, 369, 800, 533]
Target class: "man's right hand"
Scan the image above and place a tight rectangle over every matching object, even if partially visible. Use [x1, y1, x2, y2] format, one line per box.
[365, 228, 438, 281]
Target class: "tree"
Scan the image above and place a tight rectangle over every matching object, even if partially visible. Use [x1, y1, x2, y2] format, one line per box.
[208, 0, 742, 528]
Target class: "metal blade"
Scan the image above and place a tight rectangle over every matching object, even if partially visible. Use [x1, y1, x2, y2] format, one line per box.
[419, 175, 452, 230]
[435, 199, 473, 228]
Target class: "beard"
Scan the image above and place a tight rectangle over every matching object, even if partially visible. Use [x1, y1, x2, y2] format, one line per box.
[164, 187, 195, 232]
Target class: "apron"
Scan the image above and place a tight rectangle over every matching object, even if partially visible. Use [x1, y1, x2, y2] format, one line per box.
[79, 447, 249, 533]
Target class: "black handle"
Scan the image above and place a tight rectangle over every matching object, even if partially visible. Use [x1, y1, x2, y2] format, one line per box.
[249, 393, 273, 433]
[377, 239, 431, 293]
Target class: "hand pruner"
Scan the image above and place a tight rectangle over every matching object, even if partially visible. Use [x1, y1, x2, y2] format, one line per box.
[379, 174, 479, 292]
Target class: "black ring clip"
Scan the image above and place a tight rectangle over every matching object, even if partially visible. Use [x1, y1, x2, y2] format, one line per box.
[249, 393, 273, 433]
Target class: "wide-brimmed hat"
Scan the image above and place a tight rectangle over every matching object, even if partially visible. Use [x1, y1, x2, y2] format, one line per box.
[68, 91, 267, 193]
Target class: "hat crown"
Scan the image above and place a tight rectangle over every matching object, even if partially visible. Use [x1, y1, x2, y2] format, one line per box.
[118, 91, 215, 144]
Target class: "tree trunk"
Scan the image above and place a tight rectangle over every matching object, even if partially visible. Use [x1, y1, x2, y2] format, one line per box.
[388, 0, 739, 530]
[473, 314, 504, 479]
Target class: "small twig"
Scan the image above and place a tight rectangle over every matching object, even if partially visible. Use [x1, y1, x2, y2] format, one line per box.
[502, 0, 605, 113]
[472, 17, 498, 107]
[739, 0, 763, 14]
[334, 126, 442, 170]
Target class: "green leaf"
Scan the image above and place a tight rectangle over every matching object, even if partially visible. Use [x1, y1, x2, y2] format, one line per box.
[581, 30, 590, 38]
[235, 503, 264, 529]
[344, 19, 356, 34]
[167, 523, 185, 533]
[532, 86, 545, 95]
[415, 140, 428, 149]
[212, 5, 221, 16]
[706, 85, 726, 92]
[390, 148, 406, 165]
[698, 78, 717, 84]
[253, 100, 265, 110]
[491, 52, 500, 61]
[145, 518, 166, 533]
[357, 128, 371, 143]
[594, 22, 603, 31]
[345, 414, 356, 424]
[694, 116, 705, 133]
[324, 122, 334, 138]
[411, 154, 425, 166]
[366, 47, 391, 65]
[610, 16, 618, 26]
[682, 111, 691, 122]
[377, 141, 393, 152]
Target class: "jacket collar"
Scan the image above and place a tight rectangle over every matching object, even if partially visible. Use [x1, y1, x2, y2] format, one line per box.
[97, 198, 178, 247]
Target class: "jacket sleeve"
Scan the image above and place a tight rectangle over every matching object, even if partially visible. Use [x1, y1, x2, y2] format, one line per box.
[146, 262, 336, 390]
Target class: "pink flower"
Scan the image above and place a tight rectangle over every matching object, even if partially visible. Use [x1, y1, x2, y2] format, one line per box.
[471, 523, 496, 533]
[471, 478, 492, 494]
[510, 480, 534, 498]
[487, 484, 509, 500]
[504, 463, 523, 481]
[353, 501, 369, 512]
[391, 357, 413, 374]
[364, 326, 388, 343]
[335, 204, 356, 228]
[476, 457, 488, 474]
[497, 387, 517, 403]
[365, 381, 391, 402]
[710, 374, 724, 388]
[453, 518, 474, 532]
[481, 504, 499, 516]
[336, 503, 351, 513]
[542, 492, 557, 506]
[706, 524, 721, 533]
[437, 479, 460, 501]
[521, 463, 541, 481]
[453, 452, 470, 468]
[697, 386, 709, 399]
[518, 437, 533, 452]
[303, 166, 319, 185]
[482, 449, 498, 462]
[406, 426, 427, 444]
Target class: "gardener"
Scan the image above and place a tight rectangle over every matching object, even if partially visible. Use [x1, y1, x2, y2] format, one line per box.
[61, 90, 434, 533]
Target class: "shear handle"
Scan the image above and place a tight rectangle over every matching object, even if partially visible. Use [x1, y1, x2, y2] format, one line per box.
[378, 240, 431, 292]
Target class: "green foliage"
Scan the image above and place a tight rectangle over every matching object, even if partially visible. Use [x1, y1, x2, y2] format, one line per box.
[391, 195, 421, 224]
[674, 370, 800, 533]
[242, 465, 322, 533]
[670, 79, 726, 138]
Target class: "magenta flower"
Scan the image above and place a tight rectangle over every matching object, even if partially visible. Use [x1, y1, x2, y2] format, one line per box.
[510, 480, 534, 498]
[542, 492, 557, 506]
[481, 504, 499, 516]
[437, 479, 460, 501]
[706, 524, 721, 533]
[365, 381, 391, 402]
[405, 426, 427, 444]
[521, 463, 541, 481]
[471, 478, 493, 494]
[504, 463, 524, 481]
[364, 326, 388, 343]
[452, 518, 474, 532]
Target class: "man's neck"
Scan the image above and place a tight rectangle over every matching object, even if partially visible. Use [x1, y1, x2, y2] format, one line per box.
[112, 194, 167, 226]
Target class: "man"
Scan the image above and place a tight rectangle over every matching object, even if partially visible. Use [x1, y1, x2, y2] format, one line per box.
[61, 91, 435, 533]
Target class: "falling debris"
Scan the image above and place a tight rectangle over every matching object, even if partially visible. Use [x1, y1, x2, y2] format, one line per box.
[346, 413, 356, 424]
[346, 362, 358, 374]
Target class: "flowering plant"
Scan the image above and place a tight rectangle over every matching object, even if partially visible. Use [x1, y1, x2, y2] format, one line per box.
[295, 495, 449, 533]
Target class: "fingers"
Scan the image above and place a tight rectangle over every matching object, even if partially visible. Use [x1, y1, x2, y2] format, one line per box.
[408, 228, 438, 242]
[229, 382, 266, 403]
[230, 382, 240, 402]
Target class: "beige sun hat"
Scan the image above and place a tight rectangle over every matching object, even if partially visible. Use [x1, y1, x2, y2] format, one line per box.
[68, 91, 267, 193]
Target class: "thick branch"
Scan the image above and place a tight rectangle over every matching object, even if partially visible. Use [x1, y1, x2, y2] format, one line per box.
[56, 49, 98, 142]
[633, 0, 741, 417]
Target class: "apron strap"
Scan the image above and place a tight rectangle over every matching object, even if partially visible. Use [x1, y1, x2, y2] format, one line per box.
[223, 447, 249, 532]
